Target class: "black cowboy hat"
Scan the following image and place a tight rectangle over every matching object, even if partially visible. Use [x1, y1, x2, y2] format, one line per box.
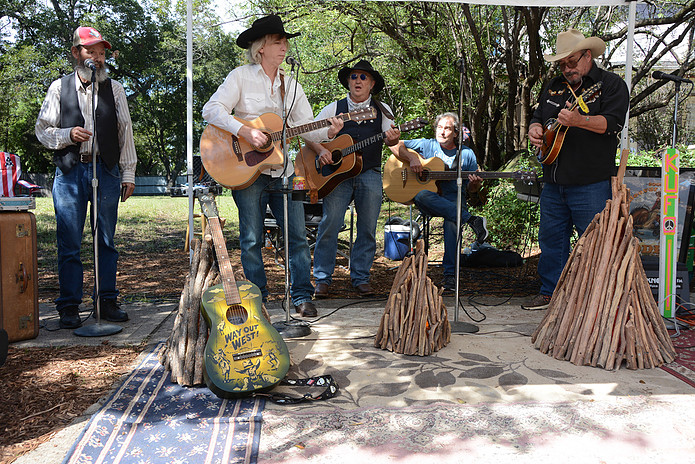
[236, 14, 301, 49]
[338, 59, 385, 95]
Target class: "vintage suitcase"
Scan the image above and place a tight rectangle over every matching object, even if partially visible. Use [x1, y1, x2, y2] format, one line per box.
[0, 211, 39, 342]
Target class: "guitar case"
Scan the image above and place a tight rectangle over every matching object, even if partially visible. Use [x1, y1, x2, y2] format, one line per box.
[0, 211, 39, 342]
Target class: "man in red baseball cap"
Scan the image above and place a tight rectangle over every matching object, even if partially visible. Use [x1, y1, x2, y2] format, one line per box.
[35, 26, 137, 329]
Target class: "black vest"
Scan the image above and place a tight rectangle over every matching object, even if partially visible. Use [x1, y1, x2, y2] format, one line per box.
[55, 73, 119, 173]
[335, 98, 383, 173]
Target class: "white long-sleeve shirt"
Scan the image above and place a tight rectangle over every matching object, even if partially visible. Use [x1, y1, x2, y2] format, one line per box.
[202, 63, 329, 178]
[35, 73, 138, 185]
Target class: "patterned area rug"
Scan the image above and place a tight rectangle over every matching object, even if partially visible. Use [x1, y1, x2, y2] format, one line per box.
[63, 343, 264, 464]
[663, 328, 695, 387]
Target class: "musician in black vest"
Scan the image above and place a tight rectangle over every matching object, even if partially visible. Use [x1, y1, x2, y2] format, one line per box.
[36, 26, 137, 329]
[524, 29, 628, 310]
[311, 60, 400, 298]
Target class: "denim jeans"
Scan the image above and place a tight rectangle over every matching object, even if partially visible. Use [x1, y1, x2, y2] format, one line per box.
[231, 174, 313, 306]
[52, 162, 121, 312]
[413, 182, 472, 276]
[313, 169, 382, 287]
[538, 180, 611, 296]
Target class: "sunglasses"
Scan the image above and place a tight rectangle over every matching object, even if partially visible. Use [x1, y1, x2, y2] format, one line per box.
[350, 73, 369, 81]
[558, 50, 587, 70]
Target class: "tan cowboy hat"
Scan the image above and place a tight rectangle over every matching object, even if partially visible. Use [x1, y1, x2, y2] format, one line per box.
[544, 29, 606, 62]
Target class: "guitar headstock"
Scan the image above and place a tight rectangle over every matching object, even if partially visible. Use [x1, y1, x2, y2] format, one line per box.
[198, 194, 219, 220]
[400, 117, 429, 132]
[349, 107, 378, 122]
[516, 171, 539, 183]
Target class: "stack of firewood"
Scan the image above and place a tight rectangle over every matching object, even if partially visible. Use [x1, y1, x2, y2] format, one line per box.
[375, 241, 450, 355]
[159, 237, 217, 386]
[531, 176, 677, 370]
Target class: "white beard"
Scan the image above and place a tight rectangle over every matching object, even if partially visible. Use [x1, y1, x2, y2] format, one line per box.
[76, 63, 108, 83]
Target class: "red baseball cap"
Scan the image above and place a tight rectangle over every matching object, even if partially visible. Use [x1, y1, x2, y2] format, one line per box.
[72, 26, 111, 49]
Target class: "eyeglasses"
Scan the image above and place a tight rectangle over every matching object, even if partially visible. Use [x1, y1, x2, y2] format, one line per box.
[558, 50, 587, 70]
[350, 73, 369, 81]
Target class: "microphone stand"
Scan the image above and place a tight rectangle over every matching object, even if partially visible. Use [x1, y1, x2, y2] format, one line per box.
[272, 60, 310, 338]
[75, 66, 123, 337]
[451, 57, 478, 334]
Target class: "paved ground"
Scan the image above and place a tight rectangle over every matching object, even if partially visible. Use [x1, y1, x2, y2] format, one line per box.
[10, 295, 695, 463]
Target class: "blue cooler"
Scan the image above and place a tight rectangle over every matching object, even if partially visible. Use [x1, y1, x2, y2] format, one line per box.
[384, 224, 411, 260]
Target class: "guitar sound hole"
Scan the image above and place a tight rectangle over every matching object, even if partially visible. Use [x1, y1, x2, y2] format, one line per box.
[226, 304, 248, 325]
[417, 171, 430, 182]
[255, 133, 273, 153]
[330, 150, 343, 166]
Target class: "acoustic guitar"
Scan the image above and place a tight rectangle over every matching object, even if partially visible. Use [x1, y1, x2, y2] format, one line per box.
[198, 193, 290, 398]
[295, 117, 429, 200]
[536, 81, 603, 165]
[383, 151, 536, 204]
[199, 108, 377, 190]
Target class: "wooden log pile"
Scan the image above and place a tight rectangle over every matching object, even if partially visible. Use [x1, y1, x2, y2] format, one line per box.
[159, 237, 217, 386]
[531, 177, 677, 370]
[375, 241, 450, 355]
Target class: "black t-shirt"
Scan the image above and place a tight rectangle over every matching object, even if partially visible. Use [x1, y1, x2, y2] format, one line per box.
[531, 63, 629, 185]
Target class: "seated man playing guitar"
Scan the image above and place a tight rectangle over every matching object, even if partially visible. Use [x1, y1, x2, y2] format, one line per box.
[202, 14, 344, 317]
[389, 112, 488, 292]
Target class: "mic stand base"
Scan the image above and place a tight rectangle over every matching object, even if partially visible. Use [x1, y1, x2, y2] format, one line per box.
[74, 321, 123, 337]
[450, 321, 479, 334]
[272, 320, 311, 339]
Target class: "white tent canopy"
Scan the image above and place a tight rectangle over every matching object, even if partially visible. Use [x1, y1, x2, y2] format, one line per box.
[184, 0, 639, 253]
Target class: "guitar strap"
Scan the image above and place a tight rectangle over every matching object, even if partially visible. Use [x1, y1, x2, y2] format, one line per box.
[253, 375, 339, 404]
[372, 98, 394, 120]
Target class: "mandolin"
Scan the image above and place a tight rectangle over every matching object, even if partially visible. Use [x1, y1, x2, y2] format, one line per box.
[295, 117, 429, 200]
[383, 151, 536, 204]
[536, 81, 603, 165]
[199, 108, 377, 190]
[198, 193, 290, 398]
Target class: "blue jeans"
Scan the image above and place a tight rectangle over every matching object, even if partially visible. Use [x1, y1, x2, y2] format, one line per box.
[231, 174, 313, 306]
[538, 180, 611, 296]
[413, 182, 472, 276]
[314, 169, 382, 287]
[52, 162, 121, 312]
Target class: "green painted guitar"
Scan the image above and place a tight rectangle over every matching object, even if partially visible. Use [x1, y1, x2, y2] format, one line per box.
[198, 194, 290, 398]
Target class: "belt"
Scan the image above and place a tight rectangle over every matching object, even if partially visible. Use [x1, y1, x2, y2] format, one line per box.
[80, 154, 93, 163]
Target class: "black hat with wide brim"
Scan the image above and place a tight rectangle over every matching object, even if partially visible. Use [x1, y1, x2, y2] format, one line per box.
[236, 14, 301, 49]
[338, 59, 385, 95]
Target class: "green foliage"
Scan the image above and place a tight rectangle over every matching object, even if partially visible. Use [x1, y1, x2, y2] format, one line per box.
[472, 181, 539, 252]
[615, 145, 695, 168]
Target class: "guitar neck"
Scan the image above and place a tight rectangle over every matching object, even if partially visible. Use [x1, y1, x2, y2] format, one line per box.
[425, 171, 524, 180]
[271, 112, 364, 142]
[206, 217, 242, 305]
[341, 121, 417, 156]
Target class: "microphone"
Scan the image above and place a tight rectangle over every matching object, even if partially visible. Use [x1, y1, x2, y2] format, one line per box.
[652, 70, 692, 84]
[285, 56, 300, 68]
[84, 59, 97, 71]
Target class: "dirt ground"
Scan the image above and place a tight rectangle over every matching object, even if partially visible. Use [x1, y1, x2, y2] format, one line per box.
[0, 242, 540, 463]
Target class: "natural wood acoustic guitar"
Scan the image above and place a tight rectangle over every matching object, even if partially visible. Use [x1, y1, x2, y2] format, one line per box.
[199, 108, 377, 190]
[295, 117, 428, 200]
[383, 151, 536, 204]
[536, 81, 603, 165]
[198, 193, 290, 398]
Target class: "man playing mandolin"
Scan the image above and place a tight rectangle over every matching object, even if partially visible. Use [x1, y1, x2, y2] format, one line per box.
[202, 15, 344, 317]
[524, 29, 629, 310]
[389, 112, 488, 292]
